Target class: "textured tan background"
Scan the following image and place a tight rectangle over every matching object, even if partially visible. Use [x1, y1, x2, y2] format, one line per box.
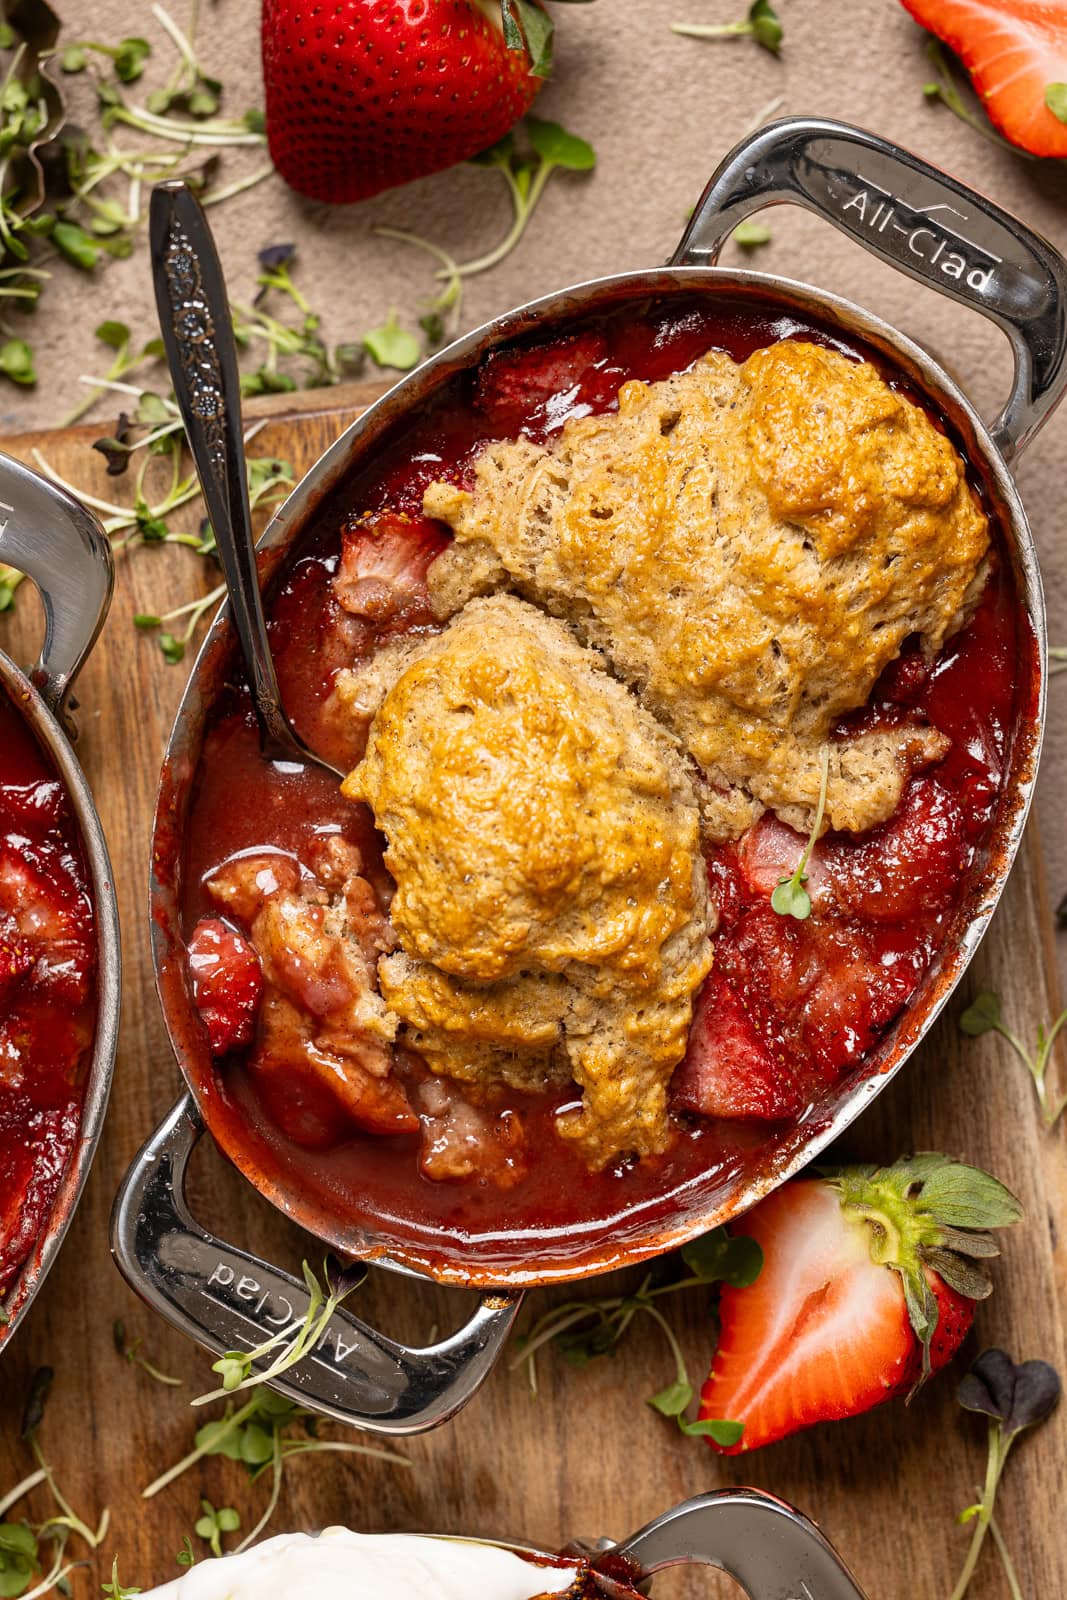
[5, 0, 1066, 937]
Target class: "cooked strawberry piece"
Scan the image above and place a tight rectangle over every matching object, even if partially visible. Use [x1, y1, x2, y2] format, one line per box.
[0, 778, 66, 835]
[672, 971, 802, 1122]
[737, 814, 832, 910]
[710, 901, 920, 1081]
[333, 511, 450, 629]
[826, 778, 968, 923]
[474, 332, 612, 435]
[188, 917, 264, 1057]
[796, 924, 919, 1074]
[873, 643, 930, 708]
[900, 0, 1067, 158]
[699, 1157, 1020, 1453]
[0, 919, 33, 993]
[0, 1100, 79, 1296]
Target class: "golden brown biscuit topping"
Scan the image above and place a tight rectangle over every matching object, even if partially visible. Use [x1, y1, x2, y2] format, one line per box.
[340, 595, 713, 1168]
[424, 340, 990, 839]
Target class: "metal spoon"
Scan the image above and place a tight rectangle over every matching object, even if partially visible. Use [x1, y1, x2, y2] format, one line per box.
[149, 179, 343, 780]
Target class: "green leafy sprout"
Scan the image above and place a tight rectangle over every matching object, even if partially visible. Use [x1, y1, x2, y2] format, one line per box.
[949, 1349, 1060, 1600]
[512, 1227, 760, 1448]
[959, 990, 1067, 1129]
[193, 1501, 239, 1560]
[921, 39, 1024, 156]
[0, 1368, 109, 1599]
[141, 1263, 410, 1557]
[0, 3, 271, 387]
[771, 745, 830, 920]
[732, 219, 772, 249]
[113, 1318, 183, 1387]
[379, 116, 595, 337]
[672, 0, 783, 53]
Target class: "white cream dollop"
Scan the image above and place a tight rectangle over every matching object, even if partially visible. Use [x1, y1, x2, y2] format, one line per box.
[139, 1527, 580, 1600]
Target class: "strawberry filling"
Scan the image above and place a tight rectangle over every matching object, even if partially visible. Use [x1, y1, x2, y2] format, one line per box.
[0, 695, 96, 1304]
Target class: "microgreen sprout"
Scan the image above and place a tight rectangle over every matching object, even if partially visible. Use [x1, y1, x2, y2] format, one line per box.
[1049, 644, 1067, 677]
[113, 1318, 183, 1387]
[193, 1501, 240, 1559]
[101, 1558, 141, 1598]
[362, 309, 420, 371]
[59, 36, 151, 85]
[1045, 84, 1067, 125]
[142, 1382, 409, 1558]
[193, 1257, 367, 1407]
[374, 227, 462, 348]
[0, 4, 271, 390]
[672, 0, 783, 52]
[921, 40, 1023, 155]
[29, 383, 293, 662]
[459, 118, 595, 278]
[732, 219, 772, 249]
[512, 1227, 759, 1447]
[949, 1349, 1060, 1600]
[959, 990, 1067, 1128]
[0, 1369, 108, 1599]
[771, 745, 830, 920]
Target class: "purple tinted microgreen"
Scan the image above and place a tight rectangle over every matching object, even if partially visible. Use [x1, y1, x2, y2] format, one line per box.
[950, 1350, 1061, 1600]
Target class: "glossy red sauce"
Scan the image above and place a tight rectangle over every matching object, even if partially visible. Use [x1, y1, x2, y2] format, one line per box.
[0, 690, 96, 1298]
[177, 295, 1029, 1273]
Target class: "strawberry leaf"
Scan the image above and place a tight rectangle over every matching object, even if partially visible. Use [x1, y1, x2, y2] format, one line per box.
[922, 1248, 992, 1301]
[916, 1162, 1023, 1231]
[513, 0, 555, 76]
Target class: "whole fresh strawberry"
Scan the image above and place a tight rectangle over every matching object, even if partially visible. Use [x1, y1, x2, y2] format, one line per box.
[900, 0, 1067, 158]
[699, 1154, 1022, 1453]
[262, 0, 556, 203]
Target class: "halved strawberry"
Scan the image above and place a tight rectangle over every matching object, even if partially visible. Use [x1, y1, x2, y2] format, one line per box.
[671, 971, 803, 1122]
[699, 1155, 1021, 1453]
[333, 511, 450, 629]
[900, 0, 1067, 157]
[188, 917, 264, 1056]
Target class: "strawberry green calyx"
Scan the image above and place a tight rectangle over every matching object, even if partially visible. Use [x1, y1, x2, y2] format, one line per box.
[826, 1154, 1023, 1381]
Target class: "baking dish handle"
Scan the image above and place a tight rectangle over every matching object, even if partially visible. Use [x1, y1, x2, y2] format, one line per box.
[591, 1488, 868, 1599]
[110, 1093, 522, 1435]
[0, 450, 114, 726]
[670, 115, 1067, 462]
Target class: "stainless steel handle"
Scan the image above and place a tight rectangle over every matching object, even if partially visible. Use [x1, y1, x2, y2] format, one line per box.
[0, 450, 113, 723]
[671, 115, 1067, 462]
[110, 1093, 522, 1435]
[148, 181, 297, 761]
[599, 1489, 868, 1600]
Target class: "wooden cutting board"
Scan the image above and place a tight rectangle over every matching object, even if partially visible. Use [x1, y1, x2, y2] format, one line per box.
[0, 388, 1065, 1600]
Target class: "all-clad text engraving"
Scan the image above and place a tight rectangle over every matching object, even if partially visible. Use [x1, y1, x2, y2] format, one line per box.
[832, 170, 998, 292]
[205, 1262, 365, 1366]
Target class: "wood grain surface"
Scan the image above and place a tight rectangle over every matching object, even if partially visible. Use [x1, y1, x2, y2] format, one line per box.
[0, 392, 1064, 1600]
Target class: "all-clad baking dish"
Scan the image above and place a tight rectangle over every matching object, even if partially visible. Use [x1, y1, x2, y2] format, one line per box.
[113, 117, 1061, 1432]
[0, 451, 120, 1350]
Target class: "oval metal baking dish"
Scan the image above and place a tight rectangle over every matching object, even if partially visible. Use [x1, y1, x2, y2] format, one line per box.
[0, 451, 121, 1351]
[113, 117, 1060, 1432]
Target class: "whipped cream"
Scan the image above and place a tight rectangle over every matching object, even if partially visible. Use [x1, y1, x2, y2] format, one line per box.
[139, 1526, 581, 1599]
